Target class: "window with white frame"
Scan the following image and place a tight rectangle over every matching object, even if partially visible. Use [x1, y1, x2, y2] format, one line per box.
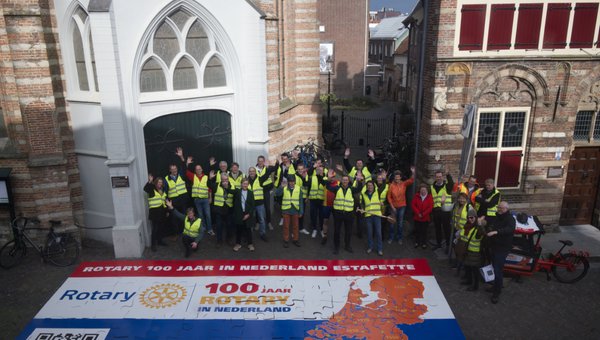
[71, 6, 99, 92]
[140, 8, 227, 93]
[574, 110, 600, 141]
[474, 108, 529, 188]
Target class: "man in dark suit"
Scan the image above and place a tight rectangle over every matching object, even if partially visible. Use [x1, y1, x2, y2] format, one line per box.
[231, 178, 256, 252]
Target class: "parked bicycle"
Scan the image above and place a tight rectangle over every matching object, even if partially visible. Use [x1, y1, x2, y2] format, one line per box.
[0, 216, 80, 268]
[504, 238, 590, 284]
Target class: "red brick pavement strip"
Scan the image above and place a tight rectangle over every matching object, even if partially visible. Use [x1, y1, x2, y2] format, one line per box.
[1, 226, 599, 340]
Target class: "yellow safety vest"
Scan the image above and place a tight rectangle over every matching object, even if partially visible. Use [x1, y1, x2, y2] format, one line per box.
[213, 185, 233, 207]
[275, 164, 296, 187]
[348, 166, 371, 181]
[165, 175, 187, 198]
[250, 177, 264, 201]
[361, 191, 381, 217]
[229, 172, 244, 188]
[431, 183, 452, 209]
[460, 227, 482, 253]
[282, 185, 301, 210]
[191, 175, 209, 199]
[333, 187, 354, 212]
[452, 204, 469, 232]
[308, 170, 327, 200]
[486, 189, 500, 217]
[148, 190, 166, 209]
[183, 217, 202, 238]
[257, 166, 273, 186]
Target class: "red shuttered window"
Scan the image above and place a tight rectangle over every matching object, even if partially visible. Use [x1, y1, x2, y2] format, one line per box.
[475, 110, 528, 189]
[459, 5, 486, 51]
[488, 4, 516, 50]
[570, 3, 599, 48]
[515, 3, 543, 49]
[543, 3, 572, 49]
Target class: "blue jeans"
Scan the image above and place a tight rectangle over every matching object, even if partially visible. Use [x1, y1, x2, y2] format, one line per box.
[255, 204, 266, 235]
[365, 216, 382, 252]
[389, 206, 406, 241]
[310, 199, 323, 231]
[194, 198, 212, 233]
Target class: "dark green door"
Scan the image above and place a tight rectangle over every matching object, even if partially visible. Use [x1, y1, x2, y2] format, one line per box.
[144, 110, 232, 177]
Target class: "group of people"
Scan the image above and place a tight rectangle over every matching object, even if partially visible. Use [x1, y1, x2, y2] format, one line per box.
[425, 172, 516, 304]
[144, 146, 516, 304]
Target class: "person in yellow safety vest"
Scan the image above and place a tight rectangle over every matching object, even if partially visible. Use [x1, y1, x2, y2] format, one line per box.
[351, 171, 367, 239]
[360, 180, 384, 256]
[430, 169, 455, 251]
[256, 155, 275, 230]
[324, 169, 363, 254]
[306, 159, 328, 239]
[455, 175, 479, 206]
[342, 148, 376, 181]
[459, 208, 485, 292]
[474, 178, 501, 225]
[183, 152, 215, 238]
[208, 157, 237, 189]
[275, 175, 304, 248]
[166, 147, 190, 235]
[229, 162, 244, 188]
[143, 174, 169, 251]
[207, 171, 234, 246]
[295, 163, 311, 236]
[451, 192, 472, 269]
[274, 153, 296, 226]
[166, 200, 203, 258]
[248, 163, 276, 242]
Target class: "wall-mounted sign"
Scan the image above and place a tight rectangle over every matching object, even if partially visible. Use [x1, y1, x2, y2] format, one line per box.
[111, 176, 130, 188]
[547, 167, 564, 178]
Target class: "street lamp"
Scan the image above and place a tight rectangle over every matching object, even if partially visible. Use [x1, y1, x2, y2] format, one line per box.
[326, 56, 333, 120]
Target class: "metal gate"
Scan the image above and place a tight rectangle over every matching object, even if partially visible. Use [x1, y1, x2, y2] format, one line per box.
[144, 110, 232, 176]
[333, 111, 410, 148]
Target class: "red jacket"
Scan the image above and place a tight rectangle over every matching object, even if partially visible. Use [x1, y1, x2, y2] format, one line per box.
[411, 193, 433, 222]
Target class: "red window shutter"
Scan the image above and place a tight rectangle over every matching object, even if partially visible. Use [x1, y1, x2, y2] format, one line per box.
[515, 3, 543, 49]
[570, 3, 599, 48]
[487, 4, 516, 50]
[497, 151, 523, 187]
[474, 152, 498, 184]
[459, 5, 486, 51]
[543, 3, 572, 49]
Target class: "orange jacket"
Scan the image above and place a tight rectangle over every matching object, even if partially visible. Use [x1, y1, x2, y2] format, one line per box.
[386, 177, 414, 208]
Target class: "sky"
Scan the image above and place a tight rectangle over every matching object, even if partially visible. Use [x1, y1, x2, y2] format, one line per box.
[370, 0, 418, 14]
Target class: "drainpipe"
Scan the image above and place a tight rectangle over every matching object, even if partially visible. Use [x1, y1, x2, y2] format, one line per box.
[413, 0, 428, 186]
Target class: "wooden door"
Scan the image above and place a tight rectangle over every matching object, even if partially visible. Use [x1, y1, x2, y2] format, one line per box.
[144, 110, 232, 177]
[560, 147, 600, 225]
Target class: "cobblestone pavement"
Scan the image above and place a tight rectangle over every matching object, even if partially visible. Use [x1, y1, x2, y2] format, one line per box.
[2, 221, 599, 339]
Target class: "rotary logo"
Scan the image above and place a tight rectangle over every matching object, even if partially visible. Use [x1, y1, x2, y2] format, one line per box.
[139, 283, 187, 309]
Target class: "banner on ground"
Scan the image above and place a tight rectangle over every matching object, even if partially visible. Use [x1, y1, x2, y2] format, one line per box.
[20, 259, 464, 339]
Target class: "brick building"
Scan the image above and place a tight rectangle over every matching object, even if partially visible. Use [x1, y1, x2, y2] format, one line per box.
[0, 0, 82, 238]
[405, 0, 600, 228]
[317, 0, 369, 98]
[0, 0, 322, 257]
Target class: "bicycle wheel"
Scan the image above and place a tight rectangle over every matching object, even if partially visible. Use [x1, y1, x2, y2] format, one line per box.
[551, 253, 589, 283]
[45, 234, 80, 267]
[0, 240, 26, 269]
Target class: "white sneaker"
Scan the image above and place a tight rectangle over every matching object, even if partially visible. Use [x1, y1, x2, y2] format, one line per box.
[321, 231, 326, 238]
[300, 228, 310, 235]
[279, 218, 283, 226]
[387, 239, 393, 245]
[311, 230, 318, 238]
[268, 223, 274, 230]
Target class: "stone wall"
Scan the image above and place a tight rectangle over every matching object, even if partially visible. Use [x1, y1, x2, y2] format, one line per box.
[0, 0, 81, 241]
